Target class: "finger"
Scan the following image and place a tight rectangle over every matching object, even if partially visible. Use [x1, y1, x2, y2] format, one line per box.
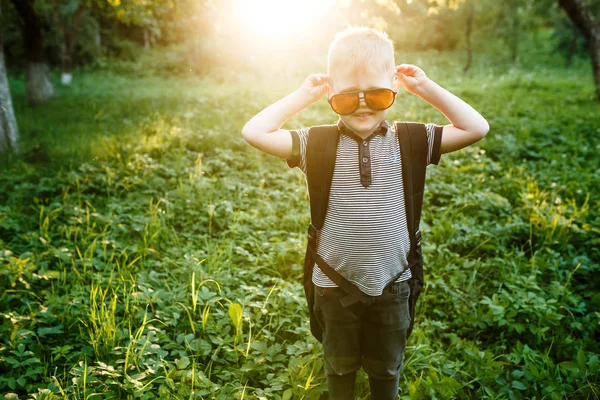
[395, 67, 407, 77]
[310, 74, 328, 86]
[396, 64, 416, 73]
[325, 83, 332, 97]
[317, 74, 329, 85]
[309, 76, 321, 86]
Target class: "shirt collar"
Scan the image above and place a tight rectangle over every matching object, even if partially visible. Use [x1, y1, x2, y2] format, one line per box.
[336, 118, 389, 139]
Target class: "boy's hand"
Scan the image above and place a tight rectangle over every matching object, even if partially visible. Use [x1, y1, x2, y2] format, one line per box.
[298, 73, 330, 104]
[396, 64, 430, 95]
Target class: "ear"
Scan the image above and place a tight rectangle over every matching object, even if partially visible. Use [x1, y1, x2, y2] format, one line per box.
[326, 79, 335, 99]
[392, 73, 400, 91]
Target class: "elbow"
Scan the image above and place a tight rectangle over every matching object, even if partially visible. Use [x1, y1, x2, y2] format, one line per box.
[241, 124, 249, 138]
[241, 126, 256, 143]
[481, 120, 490, 135]
[475, 120, 490, 138]
[242, 129, 264, 149]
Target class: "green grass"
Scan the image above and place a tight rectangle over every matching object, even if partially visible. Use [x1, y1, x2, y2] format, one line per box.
[0, 49, 599, 399]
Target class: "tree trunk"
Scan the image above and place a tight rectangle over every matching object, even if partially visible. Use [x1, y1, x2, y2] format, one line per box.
[95, 31, 101, 50]
[144, 28, 150, 51]
[559, 0, 600, 101]
[0, 4, 20, 156]
[54, 1, 85, 86]
[566, 29, 577, 67]
[508, 0, 520, 64]
[26, 62, 55, 102]
[11, 0, 56, 104]
[463, 1, 473, 75]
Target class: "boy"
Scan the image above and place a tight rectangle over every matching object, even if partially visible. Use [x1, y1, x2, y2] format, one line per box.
[242, 27, 489, 399]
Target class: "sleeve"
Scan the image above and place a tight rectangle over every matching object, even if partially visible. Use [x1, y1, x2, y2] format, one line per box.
[425, 123, 444, 166]
[285, 127, 310, 174]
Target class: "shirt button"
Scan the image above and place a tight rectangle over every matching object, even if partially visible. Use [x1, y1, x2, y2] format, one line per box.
[363, 141, 368, 147]
[362, 157, 369, 163]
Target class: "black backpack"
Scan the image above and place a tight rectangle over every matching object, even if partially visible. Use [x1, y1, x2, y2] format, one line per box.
[291, 121, 442, 344]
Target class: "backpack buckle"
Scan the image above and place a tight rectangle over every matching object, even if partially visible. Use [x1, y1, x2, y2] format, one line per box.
[414, 229, 422, 256]
[307, 223, 320, 249]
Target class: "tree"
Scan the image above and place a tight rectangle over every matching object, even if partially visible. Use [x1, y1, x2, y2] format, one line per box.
[463, 0, 473, 74]
[10, 0, 56, 105]
[7, 0, 174, 101]
[507, 0, 520, 63]
[103, 0, 174, 50]
[51, 0, 87, 85]
[0, 0, 20, 156]
[558, 0, 600, 101]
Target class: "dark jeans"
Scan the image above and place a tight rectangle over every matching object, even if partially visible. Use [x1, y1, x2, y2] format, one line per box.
[313, 280, 411, 400]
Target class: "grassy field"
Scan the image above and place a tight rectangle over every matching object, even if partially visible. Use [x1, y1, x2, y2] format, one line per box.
[1, 49, 599, 399]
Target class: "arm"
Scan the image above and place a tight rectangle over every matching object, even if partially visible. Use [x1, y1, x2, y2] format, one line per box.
[242, 74, 329, 159]
[396, 64, 490, 155]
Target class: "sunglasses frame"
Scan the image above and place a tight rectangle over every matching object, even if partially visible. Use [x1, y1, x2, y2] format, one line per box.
[327, 87, 398, 116]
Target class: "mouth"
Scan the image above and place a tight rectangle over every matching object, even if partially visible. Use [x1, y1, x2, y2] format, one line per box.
[353, 111, 373, 118]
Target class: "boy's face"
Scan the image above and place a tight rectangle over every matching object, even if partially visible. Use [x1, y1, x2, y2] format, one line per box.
[328, 66, 399, 137]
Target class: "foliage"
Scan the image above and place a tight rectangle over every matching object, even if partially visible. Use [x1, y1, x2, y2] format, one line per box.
[1, 0, 595, 76]
[0, 50, 599, 398]
[1, 0, 173, 73]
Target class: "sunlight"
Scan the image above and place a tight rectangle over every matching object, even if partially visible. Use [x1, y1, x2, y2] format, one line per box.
[232, 0, 335, 43]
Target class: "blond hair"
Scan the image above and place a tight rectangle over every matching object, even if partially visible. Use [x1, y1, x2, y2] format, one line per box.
[327, 26, 396, 81]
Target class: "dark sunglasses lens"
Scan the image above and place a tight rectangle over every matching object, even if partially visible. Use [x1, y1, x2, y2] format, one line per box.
[331, 94, 358, 115]
[365, 89, 395, 110]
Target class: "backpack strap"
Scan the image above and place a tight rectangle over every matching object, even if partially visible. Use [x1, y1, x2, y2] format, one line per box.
[301, 124, 338, 342]
[396, 121, 429, 339]
[396, 122, 427, 257]
[305, 125, 340, 231]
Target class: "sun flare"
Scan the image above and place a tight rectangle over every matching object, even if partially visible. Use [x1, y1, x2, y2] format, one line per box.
[233, 0, 335, 43]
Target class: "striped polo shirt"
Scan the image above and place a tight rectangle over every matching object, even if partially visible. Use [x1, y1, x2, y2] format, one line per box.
[285, 118, 443, 296]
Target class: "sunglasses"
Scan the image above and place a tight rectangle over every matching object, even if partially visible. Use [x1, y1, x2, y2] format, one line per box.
[328, 88, 397, 115]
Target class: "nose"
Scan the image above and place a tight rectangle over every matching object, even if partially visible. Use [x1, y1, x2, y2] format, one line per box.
[357, 93, 367, 107]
